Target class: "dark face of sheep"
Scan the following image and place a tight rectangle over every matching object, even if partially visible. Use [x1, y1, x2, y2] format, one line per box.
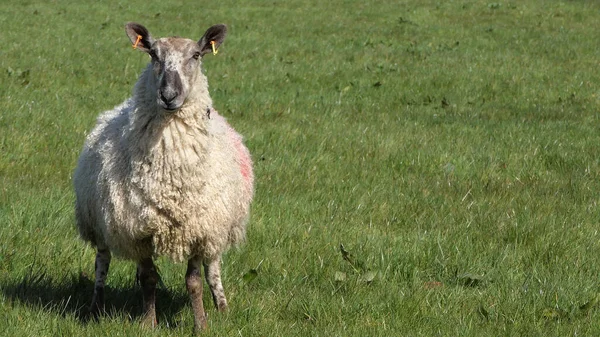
[125, 23, 227, 111]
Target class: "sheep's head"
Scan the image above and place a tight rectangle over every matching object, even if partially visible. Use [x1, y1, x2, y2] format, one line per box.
[125, 22, 227, 111]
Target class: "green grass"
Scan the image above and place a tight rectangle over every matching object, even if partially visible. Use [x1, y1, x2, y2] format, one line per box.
[2, 0, 600, 335]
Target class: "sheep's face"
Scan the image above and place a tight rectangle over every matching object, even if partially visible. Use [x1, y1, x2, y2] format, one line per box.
[148, 38, 202, 111]
[125, 23, 227, 111]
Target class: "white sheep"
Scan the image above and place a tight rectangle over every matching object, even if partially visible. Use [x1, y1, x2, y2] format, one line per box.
[73, 22, 254, 331]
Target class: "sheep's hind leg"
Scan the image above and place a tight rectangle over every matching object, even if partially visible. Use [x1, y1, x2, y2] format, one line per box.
[137, 258, 158, 328]
[186, 256, 207, 331]
[204, 257, 228, 312]
[89, 248, 111, 317]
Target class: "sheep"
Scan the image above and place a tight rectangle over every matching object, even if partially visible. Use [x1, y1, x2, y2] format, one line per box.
[73, 22, 254, 331]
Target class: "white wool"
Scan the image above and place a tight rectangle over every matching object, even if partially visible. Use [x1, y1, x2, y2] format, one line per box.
[74, 61, 254, 263]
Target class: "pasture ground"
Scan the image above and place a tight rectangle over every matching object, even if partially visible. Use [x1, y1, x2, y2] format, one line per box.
[2, 0, 600, 335]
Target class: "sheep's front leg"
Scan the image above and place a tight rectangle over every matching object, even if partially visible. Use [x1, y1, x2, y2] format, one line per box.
[204, 257, 228, 312]
[186, 256, 207, 331]
[90, 248, 111, 317]
[137, 258, 158, 328]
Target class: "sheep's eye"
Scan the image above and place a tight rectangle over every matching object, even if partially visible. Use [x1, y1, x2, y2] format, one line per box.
[192, 52, 201, 60]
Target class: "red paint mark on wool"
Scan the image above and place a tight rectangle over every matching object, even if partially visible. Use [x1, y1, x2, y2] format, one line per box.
[230, 127, 253, 184]
[212, 110, 254, 193]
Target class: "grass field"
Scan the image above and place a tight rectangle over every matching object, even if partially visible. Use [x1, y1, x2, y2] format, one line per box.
[2, 0, 600, 335]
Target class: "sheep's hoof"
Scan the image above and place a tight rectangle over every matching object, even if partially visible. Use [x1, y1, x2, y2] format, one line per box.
[217, 302, 228, 313]
[140, 313, 158, 329]
[88, 302, 105, 321]
[193, 323, 208, 334]
[193, 314, 208, 332]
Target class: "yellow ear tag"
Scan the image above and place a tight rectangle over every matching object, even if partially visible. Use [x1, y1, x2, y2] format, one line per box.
[133, 35, 142, 49]
[210, 40, 218, 55]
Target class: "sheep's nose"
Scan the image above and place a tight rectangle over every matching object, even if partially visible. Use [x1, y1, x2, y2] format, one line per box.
[160, 90, 178, 105]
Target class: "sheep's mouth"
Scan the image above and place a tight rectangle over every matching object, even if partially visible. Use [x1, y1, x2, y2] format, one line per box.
[158, 99, 184, 111]
[162, 105, 181, 111]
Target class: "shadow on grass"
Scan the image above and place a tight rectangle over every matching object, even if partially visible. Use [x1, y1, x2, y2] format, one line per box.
[0, 267, 190, 328]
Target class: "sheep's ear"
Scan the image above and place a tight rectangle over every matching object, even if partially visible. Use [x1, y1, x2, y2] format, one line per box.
[198, 24, 227, 56]
[125, 22, 155, 53]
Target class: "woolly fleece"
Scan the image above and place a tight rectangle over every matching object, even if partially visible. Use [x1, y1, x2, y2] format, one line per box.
[74, 60, 254, 263]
